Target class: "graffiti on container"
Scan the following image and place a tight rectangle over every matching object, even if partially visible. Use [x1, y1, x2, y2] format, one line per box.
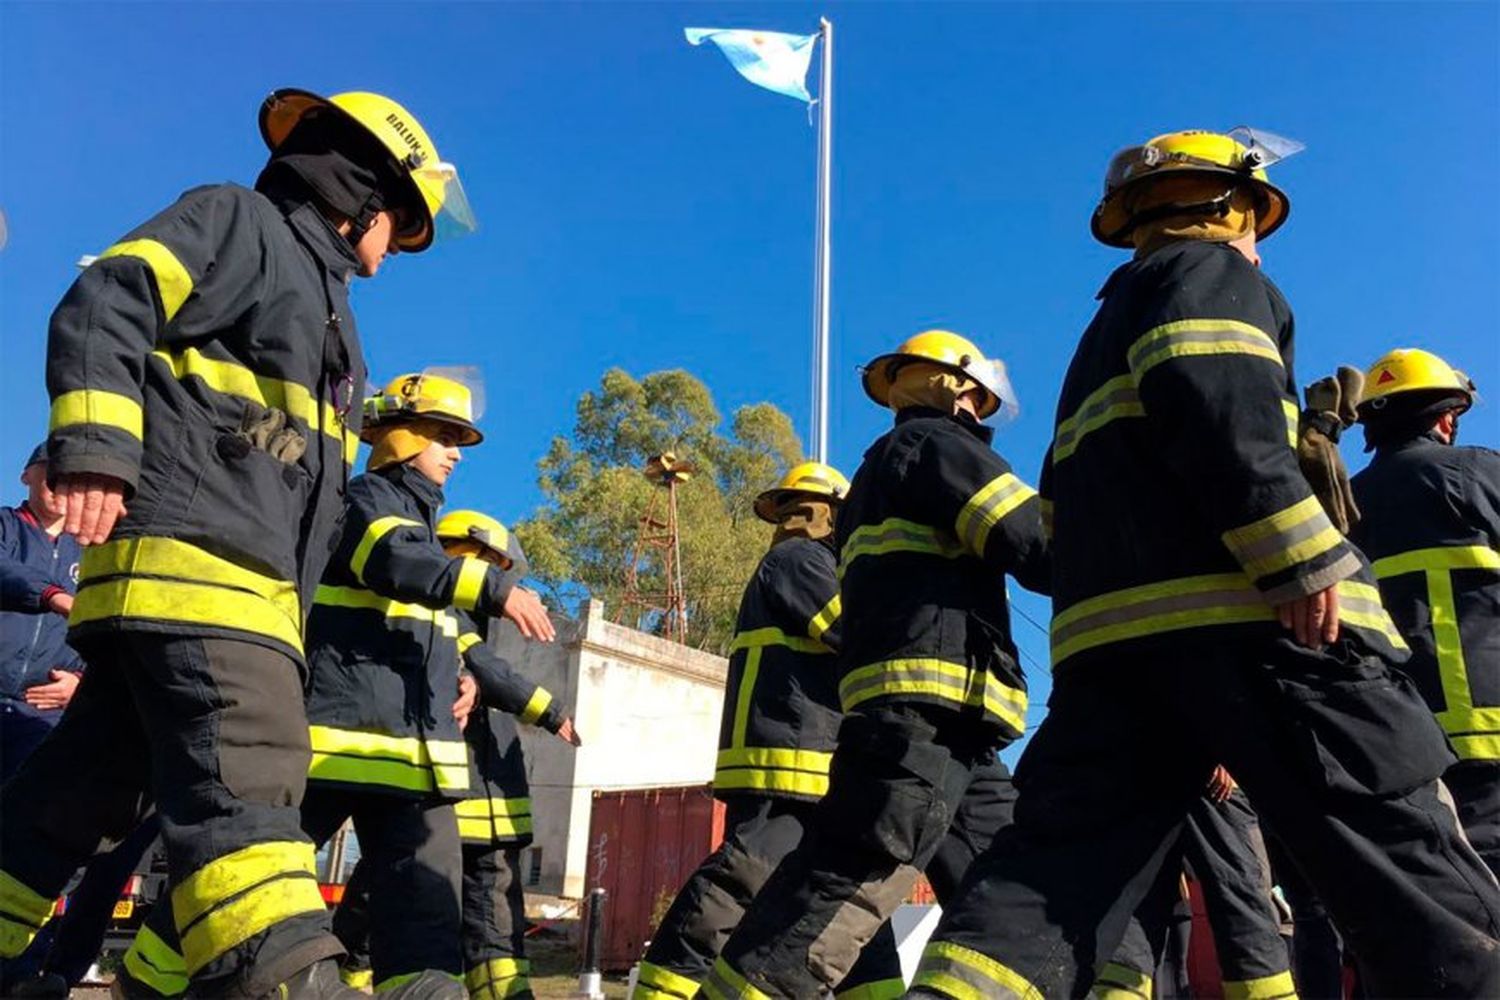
[590, 831, 609, 885]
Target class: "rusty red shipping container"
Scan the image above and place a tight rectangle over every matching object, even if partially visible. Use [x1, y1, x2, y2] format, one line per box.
[583, 785, 726, 972]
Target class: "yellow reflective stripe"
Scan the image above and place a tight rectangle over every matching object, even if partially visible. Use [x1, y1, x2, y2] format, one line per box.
[833, 977, 906, 1000]
[1333, 580, 1407, 652]
[1094, 961, 1152, 999]
[49, 389, 145, 441]
[840, 518, 965, 576]
[309, 725, 469, 793]
[378, 971, 462, 993]
[1428, 568, 1476, 720]
[466, 957, 531, 995]
[1450, 732, 1500, 761]
[1372, 545, 1500, 578]
[151, 347, 353, 465]
[955, 473, 1037, 556]
[701, 957, 771, 1000]
[172, 841, 324, 973]
[1051, 573, 1275, 664]
[454, 797, 533, 818]
[313, 584, 460, 637]
[458, 632, 483, 654]
[729, 646, 763, 749]
[75, 537, 302, 652]
[100, 238, 194, 321]
[714, 746, 833, 798]
[807, 593, 841, 644]
[1127, 318, 1283, 379]
[729, 626, 833, 655]
[715, 746, 833, 774]
[123, 925, 189, 996]
[342, 967, 375, 990]
[914, 940, 1043, 999]
[351, 516, 422, 584]
[1223, 970, 1298, 999]
[1053, 374, 1145, 465]
[519, 687, 553, 726]
[635, 960, 701, 998]
[1282, 398, 1300, 449]
[453, 556, 490, 611]
[839, 658, 1027, 733]
[1040, 498, 1054, 541]
[0, 870, 54, 955]
[1222, 496, 1342, 583]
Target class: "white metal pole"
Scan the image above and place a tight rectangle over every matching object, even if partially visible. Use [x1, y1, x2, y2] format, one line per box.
[812, 17, 833, 463]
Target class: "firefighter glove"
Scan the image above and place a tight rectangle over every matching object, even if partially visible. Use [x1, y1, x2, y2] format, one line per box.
[239, 403, 308, 464]
[1296, 366, 1364, 534]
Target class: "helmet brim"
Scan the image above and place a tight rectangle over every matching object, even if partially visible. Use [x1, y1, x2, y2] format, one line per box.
[259, 88, 435, 252]
[358, 413, 484, 446]
[1091, 170, 1290, 249]
[861, 353, 1002, 419]
[753, 487, 842, 524]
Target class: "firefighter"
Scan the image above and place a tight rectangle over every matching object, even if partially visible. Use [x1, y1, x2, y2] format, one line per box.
[703, 332, 1048, 998]
[0, 89, 478, 998]
[632, 462, 907, 1000]
[1349, 348, 1500, 877]
[333, 510, 580, 999]
[910, 129, 1500, 998]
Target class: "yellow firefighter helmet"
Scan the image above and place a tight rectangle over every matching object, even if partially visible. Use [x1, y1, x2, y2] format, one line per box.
[753, 461, 850, 523]
[862, 329, 1015, 420]
[361, 369, 483, 445]
[1358, 348, 1475, 419]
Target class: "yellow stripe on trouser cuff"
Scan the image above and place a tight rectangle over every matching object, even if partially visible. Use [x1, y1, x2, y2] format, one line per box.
[0, 870, 54, 956]
[351, 517, 422, 583]
[1222, 495, 1343, 583]
[914, 940, 1043, 999]
[314, 585, 460, 637]
[309, 725, 470, 793]
[377, 971, 463, 993]
[453, 557, 491, 612]
[634, 960, 701, 998]
[955, 473, 1036, 556]
[519, 687, 553, 726]
[1127, 318, 1283, 379]
[833, 976, 906, 999]
[1093, 960, 1152, 999]
[714, 747, 833, 798]
[1223, 970, 1298, 999]
[124, 924, 189, 996]
[100, 239, 194, 321]
[49, 389, 145, 441]
[807, 593, 841, 643]
[466, 957, 531, 998]
[839, 659, 1027, 733]
[701, 957, 770, 1000]
[172, 841, 324, 974]
[75, 536, 304, 653]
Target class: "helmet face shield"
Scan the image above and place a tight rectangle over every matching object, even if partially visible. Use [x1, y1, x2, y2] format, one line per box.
[963, 356, 1019, 422]
[411, 162, 478, 246]
[1226, 127, 1305, 170]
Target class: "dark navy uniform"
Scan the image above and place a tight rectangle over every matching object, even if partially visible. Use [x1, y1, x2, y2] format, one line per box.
[913, 241, 1500, 999]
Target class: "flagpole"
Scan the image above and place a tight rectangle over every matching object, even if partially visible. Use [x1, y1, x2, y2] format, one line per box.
[811, 17, 833, 463]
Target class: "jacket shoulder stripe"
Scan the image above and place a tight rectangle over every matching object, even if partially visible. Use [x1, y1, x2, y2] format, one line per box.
[99, 239, 194, 321]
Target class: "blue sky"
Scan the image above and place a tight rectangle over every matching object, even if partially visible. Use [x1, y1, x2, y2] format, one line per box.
[3, 2, 1497, 758]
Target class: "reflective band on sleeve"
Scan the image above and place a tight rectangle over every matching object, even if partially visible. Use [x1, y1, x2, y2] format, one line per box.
[701, 957, 771, 1000]
[714, 746, 833, 799]
[452, 556, 490, 611]
[308, 725, 470, 795]
[807, 593, 841, 643]
[634, 960, 701, 999]
[75, 537, 302, 653]
[1094, 961, 1153, 999]
[839, 658, 1027, 734]
[350, 517, 422, 584]
[519, 688, 554, 726]
[458, 632, 483, 654]
[832, 977, 906, 1000]
[100, 239, 194, 321]
[1282, 398, 1300, 449]
[1333, 580, 1408, 653]
[123, 924, 189, 997]
[465, 956, 532, 997]
[313, 585, 461, 638]
[840, 518, 966, 577]
[0, 870, 55, 957]
[1052, 373, 1144, 465]
[955, 473, 1037, 556]
[1221, 495, 1343, 584]
[1127, 318, 1283, 379]
[49, 389, 145, 441]
[172, 841, 324, 974]
[913, 940, 1044, 999]
[1222, 970, 1298, 999]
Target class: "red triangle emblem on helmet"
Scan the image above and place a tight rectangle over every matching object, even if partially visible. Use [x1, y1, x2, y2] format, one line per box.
[1377, 370, 1396, 383]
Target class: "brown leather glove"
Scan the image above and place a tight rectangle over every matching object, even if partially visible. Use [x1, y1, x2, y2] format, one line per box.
[1297, 366, 1364, 534]
[239, 404, 308, 465]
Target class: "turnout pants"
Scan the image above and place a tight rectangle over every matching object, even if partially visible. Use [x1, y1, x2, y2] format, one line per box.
[0, 635, 337, 995]
[911, 639, 1500, 999]
[632, 797, 904, 1000]
[335, 843, 533, 999]
[302, 786, 464, 990]
[704, 707, 1016, 998]
[1097, 790, 1293, 999]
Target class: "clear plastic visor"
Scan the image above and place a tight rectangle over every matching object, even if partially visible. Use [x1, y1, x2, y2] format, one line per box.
[412, 162, 478, 244]
[963, 357, 1020, 422]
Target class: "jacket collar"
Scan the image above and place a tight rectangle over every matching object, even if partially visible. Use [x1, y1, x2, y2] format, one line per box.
[1376, 430, 1448, 457]
[376, 464, 446, 518]
[894, 405, 995, 445]
[283, 202, 361, 285]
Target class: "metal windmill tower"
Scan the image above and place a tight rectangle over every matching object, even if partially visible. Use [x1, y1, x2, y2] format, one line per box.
[619, 452, 694, 644]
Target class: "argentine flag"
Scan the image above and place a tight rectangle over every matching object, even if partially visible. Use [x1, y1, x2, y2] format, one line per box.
[685, 27, 818, 103]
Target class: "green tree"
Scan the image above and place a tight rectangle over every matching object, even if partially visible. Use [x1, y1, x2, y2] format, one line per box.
[515, 369, 802, 652]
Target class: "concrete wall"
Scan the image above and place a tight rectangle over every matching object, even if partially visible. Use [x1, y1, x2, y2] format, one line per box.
[493, 599, 727, 898]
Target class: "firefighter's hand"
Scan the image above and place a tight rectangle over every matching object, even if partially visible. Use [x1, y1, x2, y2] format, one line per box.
[1275, 586, 1340, 648]
[503, 587, 556, 642]
[24, 669, 80, 711]
[453, 673, 478, 730]
[556, 717, 582, 747]
[45, 590, 74, 616]
[1206, 765, 1236, 803]
[55, 472, 128, 545]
